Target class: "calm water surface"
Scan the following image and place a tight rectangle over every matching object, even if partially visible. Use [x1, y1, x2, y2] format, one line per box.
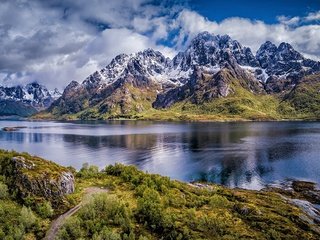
[0, 120, 319, 190]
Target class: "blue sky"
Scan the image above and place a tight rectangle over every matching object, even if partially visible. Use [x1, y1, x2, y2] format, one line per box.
[190, 0, 319, 23]
[0, 0, 319, 89]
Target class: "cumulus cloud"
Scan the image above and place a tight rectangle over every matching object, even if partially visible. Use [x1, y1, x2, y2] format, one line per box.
[71, 28, 176, 70]
[305, 11, 320, 22]
[0, 1, 319, 90]
[277, 10, 320, 26]
[277, 16, 301, 26]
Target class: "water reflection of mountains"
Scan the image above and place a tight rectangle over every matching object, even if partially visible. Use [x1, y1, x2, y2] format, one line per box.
[0, 122, 316, 189]
[0, 131, 43, 143]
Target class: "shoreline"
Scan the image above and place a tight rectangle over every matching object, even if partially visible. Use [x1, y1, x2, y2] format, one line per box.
[3, 115, 320, 123]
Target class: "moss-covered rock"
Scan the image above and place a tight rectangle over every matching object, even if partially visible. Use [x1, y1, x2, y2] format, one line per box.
[12, 156, 74, 198]
[0, 150, 74, 207]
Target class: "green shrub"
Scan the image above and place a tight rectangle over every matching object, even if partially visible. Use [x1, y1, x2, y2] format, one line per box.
[19, 206, 37, 230]
[77, 163, 100, 178]
[199, 214, 228, 236]
[92, 227, 121, 240]
[137, 187, 163, 231]
[56, 217, 83, 239]
[0, 182, 9, 199]
[36, 201, 54, 218]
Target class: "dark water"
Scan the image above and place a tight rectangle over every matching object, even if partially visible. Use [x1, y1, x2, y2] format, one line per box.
[0, 120, 319, 190]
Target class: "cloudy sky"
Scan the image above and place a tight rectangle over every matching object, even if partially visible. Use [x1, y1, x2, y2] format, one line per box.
[0, 0, 319, 89]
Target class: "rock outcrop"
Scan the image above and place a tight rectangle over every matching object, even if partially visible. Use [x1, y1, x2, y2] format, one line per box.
[9, 155, 75, 204]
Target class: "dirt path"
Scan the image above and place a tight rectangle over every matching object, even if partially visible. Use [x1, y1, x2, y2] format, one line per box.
[44, 187, 108, 240]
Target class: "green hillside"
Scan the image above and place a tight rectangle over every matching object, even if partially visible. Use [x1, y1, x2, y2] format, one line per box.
[0, 100, 37, 117]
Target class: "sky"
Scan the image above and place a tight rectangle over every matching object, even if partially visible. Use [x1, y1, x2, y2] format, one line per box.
[0, 0, 319, 90]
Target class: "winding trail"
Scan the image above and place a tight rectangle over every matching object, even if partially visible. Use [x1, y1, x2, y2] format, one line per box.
[45, 187, 109, 240]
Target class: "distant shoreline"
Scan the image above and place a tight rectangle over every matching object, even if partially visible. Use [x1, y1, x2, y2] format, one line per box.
[1, 116, 320, 124]
[30, 114, 320, 123]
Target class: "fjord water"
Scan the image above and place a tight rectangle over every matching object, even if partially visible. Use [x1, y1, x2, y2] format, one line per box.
[1, 120, 319, 190]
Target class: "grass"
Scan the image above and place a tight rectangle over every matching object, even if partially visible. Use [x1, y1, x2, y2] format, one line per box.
[283, 75, 320, 119]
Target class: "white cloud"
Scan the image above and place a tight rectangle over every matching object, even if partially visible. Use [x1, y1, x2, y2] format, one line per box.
[1, 27, 176, 90]
[305, 11, 320, 22]
[277, 16, 301, 26]
[77, 28, 175, 68]
[172, 9, 218, 49]
[276, 11, 320, 26]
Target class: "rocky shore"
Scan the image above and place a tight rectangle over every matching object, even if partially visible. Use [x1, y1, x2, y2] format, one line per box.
[266, 180, 320, 226]
[190, 180, 320, 228]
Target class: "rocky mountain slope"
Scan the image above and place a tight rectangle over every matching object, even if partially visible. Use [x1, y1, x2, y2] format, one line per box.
[42, 32, 320, 120]
[0, 82, 61, 117]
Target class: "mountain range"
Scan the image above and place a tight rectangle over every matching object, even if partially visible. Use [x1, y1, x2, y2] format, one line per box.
[0, 83, 61, 117]
[3, 32, 320, 120]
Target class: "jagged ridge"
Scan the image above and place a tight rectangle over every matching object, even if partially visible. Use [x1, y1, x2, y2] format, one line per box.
[44, 31, 320, 119]
[0, 82, 61, 117]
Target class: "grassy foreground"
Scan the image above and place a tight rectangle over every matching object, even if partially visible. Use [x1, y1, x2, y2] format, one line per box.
[0, 150, 319, 239]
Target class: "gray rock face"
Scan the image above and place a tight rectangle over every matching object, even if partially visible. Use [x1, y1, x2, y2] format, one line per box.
[59, 172, 75, 195]
[11, 156, 75, 200]
[256, 41, 320, 92]
[153, 60, 262, 108]
[289, 199, 320, 225]
[172, 31, 259, 72]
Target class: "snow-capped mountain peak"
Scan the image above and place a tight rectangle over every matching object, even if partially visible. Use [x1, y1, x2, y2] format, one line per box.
[0, 82, 61, 110]
[77, 32, 320, 95]
[256, 40, 319, 80]
[276, 42, 304, 61]
[82, 48, 178, 89]
[171, 32, 259, 75]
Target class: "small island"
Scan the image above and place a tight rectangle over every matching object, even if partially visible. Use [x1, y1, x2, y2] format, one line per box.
[0, 150, 319, 240]
[1, 126, 27, 132]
